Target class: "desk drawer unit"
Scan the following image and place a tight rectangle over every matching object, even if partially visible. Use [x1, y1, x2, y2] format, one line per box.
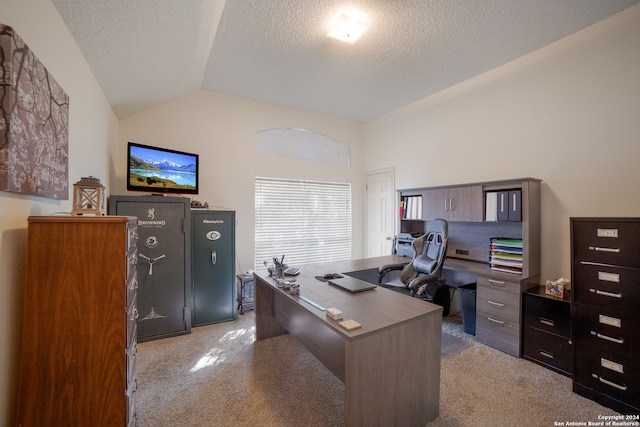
[571, 217, 640, 415]
[475, 276, 522, 357]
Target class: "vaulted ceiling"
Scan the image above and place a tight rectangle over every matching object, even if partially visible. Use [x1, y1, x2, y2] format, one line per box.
[52, 0, 639, 122]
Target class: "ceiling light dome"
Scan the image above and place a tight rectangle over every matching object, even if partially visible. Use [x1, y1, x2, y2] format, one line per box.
[327, 13, 368, 44]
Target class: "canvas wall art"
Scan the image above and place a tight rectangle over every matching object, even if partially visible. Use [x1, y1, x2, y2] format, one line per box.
[0, 24, 69, 200]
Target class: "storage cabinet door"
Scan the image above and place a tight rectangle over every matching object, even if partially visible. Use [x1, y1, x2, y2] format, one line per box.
[112, 199, 191, 341]
[448, 186, 483, 222]
[192, 211, 236, 325]
[422, 186, 483, 222]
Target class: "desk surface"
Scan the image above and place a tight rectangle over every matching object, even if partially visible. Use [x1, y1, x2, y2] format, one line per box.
[254, 255, 442, 427]
[254, 255, 441, 340]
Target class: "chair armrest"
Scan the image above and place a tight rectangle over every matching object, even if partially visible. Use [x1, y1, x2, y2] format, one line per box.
[376, 263, 406, 283]
[407, 274, 438, 290]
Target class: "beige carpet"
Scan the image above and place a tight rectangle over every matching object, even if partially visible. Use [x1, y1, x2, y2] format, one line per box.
[136, 312, 619, 427]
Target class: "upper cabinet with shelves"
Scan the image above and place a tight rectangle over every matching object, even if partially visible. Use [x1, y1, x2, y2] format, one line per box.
[398, 178, 541, 276]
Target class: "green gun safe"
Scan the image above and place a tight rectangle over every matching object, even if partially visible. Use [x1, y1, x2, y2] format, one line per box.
[108, 195, 192, 342]
[191, 210, 236, 326]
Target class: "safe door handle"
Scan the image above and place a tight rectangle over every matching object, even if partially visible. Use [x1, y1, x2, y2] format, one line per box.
[589, 289, 622, 298]
[211, 251, 217, 265]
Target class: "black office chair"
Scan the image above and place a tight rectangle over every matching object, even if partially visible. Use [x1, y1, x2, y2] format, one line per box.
[377, 219, 450, 314]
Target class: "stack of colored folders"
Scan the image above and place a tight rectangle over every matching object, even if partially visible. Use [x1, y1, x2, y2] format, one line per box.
[490, 238, 523, 274]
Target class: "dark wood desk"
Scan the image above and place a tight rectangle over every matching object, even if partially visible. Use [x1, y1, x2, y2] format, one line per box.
[254, 255, 442, 427]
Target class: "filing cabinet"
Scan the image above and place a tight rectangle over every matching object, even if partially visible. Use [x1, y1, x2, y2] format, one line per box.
[17, 216, 138, 426]
[523, 287, 572, 376]
[571, 217, 640, 415]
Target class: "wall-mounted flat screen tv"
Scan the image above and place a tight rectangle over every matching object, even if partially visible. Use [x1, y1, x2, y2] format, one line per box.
[127, 142, 199, 195]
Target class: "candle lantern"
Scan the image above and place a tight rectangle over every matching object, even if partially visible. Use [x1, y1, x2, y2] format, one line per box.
[71, 176, 106, 216]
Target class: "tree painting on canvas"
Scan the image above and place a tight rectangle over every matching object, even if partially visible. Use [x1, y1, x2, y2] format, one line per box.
[0, 24, 69, 200]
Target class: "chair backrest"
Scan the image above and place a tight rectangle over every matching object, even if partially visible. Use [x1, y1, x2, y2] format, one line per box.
[399, 219, 448, 284]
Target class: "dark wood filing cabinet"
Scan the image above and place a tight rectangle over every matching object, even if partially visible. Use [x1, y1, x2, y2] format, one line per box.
[523, 287, 572, 376]
[571, 217, 640, 415]
[17, 216, 138, 427]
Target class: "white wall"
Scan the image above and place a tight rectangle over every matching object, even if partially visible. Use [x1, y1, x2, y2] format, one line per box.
[364, 5, 640, 282]
[118, 90, 365, 273]
[0, 0, 119, 424]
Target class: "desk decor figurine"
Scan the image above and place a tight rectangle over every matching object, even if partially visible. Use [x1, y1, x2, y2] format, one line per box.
[71, 176, 106, 216]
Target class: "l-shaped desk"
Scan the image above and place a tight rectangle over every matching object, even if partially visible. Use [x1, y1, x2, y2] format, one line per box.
[254, 255, 442, 427]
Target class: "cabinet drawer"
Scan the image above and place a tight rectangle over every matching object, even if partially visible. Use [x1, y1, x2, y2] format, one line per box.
[476, 314, 520, 356]
[523, 294, 570, 337]
[127, 272, 138, 309]
[523, 327, 572, 375]
[127, 222, 138, 253]
[477, 285, 520, 323]
[575, 347, 639, 408]
[127, 248, 137, 282]
[126, 385, 137, 427]
[572, 220, 640, 268]
[127, 294, 138, 347]
[477, 275, 521, 294]
[574, 304, 639, 356]
[127, 348, 137, 397]
[573, 262, 640, 312]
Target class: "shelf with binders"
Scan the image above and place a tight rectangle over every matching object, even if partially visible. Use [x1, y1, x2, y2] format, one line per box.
[490, 237, 523, 275]
[399, 194, 423, 220]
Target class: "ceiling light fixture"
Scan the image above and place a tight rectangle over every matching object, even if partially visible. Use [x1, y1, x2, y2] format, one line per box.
[327, 14, 368, 44]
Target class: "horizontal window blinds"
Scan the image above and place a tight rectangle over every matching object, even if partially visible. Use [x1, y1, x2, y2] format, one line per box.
[254, 177, 352, 270]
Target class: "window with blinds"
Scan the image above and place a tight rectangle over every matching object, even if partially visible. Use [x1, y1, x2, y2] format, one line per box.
[254, 176, 352, 270]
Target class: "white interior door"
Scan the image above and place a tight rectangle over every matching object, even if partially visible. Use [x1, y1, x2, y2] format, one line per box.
[365, 169, 395, 257]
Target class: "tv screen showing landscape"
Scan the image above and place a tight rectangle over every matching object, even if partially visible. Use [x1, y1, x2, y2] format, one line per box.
[127, 142, 199, 194]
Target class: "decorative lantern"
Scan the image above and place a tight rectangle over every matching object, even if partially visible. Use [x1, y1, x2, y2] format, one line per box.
[71, 176, 106, 216]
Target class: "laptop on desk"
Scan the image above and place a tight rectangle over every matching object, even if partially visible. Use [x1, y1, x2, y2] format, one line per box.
[328, 276, 377, 293]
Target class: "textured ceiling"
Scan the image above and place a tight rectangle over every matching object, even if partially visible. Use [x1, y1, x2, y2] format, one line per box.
[53, 0, 639, 122]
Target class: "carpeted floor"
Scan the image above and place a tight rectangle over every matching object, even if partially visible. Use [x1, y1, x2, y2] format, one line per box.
[135, 312, 620, 427]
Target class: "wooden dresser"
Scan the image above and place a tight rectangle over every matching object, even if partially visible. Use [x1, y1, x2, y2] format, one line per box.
[17, 216, 138, 426]
[571, 217, 639, 415]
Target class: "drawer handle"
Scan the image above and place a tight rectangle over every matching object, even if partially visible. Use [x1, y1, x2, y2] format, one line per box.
[539, 318, 555, 327]
[487, 316, 504, 325]
[591, 331, 624, 344]
[588, 246, 621, 253]
[488, 279, 505, 286]
[487, 300, 505, 308]
[539, 350, 554, 359]
[593, 374, 627, 391]
[589, 289, 622, 298]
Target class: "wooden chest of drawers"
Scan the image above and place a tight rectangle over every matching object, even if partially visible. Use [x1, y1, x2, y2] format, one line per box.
[17, 216, 138, 426]
[571, 217, 640, 415]
[522, 287, 572, 376]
